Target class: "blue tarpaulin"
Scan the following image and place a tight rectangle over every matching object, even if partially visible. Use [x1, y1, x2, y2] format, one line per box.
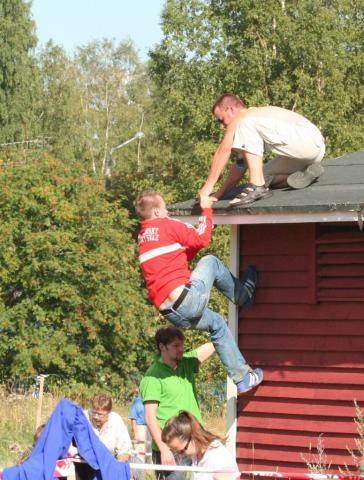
[3, 399, 130, 480]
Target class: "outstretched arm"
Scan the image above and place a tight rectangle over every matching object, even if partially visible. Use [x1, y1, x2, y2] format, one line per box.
[171, 206, 213, 261]
[213, 161, 246, 200]
[199, 126, 236, 197]
[196, 342, 215, 364]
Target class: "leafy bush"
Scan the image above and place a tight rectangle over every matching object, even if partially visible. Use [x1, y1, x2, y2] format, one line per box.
[0, 153, 158, 391]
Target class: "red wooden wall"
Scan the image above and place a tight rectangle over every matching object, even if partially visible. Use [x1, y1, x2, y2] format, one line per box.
[237, 222, 364, 473]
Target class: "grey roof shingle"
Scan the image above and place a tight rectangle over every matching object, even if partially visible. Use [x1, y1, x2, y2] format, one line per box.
[168, 150, 364, 218]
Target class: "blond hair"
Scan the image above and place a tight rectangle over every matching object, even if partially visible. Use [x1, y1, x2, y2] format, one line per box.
[134, 189, 163, 220]
[212, 94, 246, 114]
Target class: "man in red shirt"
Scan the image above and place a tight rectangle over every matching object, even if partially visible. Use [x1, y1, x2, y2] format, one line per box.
[135, 190, 262, 395]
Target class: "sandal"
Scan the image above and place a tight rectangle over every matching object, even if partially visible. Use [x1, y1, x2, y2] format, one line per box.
[229, 183, 272, 206]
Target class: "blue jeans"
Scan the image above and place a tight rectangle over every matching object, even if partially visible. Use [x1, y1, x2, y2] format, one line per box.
[161, 255, 250, 383]
[152, 450, 192, 480]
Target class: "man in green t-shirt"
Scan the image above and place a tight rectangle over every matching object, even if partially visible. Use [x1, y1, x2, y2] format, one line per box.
[140, 326, 215, 480]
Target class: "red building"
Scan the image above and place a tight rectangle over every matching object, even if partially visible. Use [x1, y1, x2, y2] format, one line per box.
[170, 151, 364, 474]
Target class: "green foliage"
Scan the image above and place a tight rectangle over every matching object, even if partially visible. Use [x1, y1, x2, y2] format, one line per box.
[208, 0, 364, 156]
[35, 38, 151, 178]
[147, 0, 364, 202]
[37, 42, 85, 162]
[130, 0, 364, 390]
[2, 0, 363, 398]
[73, 38, 150, 175]
[0, 0, 41, 142]
[0, 154, 159, 390]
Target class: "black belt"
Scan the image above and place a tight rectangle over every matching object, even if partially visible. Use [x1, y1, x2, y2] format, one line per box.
[160, 283, 191, 315]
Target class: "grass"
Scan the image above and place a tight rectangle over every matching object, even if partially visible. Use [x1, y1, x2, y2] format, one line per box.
[204, 405, 227, 438]
[0, 391, 227, 468]
[0, 393, 61, 466]
[301, 401, 364, 475]
[301, 434, 331, 474]
[342, 401, 364, 475]
[0, 392, 131, 467]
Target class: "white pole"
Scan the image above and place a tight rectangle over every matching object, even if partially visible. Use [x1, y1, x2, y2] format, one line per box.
[35, 375, 45, 429]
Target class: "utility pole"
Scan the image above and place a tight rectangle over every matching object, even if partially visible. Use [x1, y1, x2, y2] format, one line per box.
[104, 132, 144, 190]
[35, 374, 47, 429]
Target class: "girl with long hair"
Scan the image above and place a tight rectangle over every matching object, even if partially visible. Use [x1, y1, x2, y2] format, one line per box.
[162, 411, 240, 480]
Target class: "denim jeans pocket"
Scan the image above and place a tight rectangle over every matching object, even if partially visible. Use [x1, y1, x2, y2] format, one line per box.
[162, 286, 208, 329]
[177, 283, 208, 317]
[162, 309, 194, 329]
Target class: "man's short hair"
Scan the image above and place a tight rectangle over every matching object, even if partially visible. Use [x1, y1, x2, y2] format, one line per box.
[92, 394, 112, 412]
[212, 94, 246, 114]
[155, 326, 185, 353]
[134, 189, 163, 220]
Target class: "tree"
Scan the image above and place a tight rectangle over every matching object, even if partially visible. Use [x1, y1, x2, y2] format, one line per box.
[148, 0, 364, 200]
[37, 41, 86, 162]
[36, 38, 153, 180]
[0, 0, 41, 143]
[207, 0, 364, 155]
[0, 154, 159, 392]
[142, 0, 364, 392]
[74, 39, 150, 176]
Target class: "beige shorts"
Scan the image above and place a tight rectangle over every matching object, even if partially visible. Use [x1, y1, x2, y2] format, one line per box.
[263, 123, 325, 175]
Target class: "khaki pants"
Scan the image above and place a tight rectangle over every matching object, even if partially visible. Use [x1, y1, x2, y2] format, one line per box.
[133, 424, 151, 463]
[264, 123, 325, 176]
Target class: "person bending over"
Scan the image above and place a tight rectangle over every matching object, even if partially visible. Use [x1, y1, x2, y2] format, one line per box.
[162, 411, 240, 480]
[75, 394, 132, 480]
[199, 94, 325, 205]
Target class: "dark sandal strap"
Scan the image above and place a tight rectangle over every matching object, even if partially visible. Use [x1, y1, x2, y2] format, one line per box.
[229, 184, 271, 206]
[235, 183, 259, 199]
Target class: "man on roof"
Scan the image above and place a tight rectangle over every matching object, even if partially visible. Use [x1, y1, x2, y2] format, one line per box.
[199, 94, 325, 206]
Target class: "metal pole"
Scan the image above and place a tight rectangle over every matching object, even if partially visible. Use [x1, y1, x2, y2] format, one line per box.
[35, 375, 45, 429]
[104, 132, 144, 190]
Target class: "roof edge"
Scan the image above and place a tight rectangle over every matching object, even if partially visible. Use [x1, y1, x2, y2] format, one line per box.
[174, 210, 363, 226]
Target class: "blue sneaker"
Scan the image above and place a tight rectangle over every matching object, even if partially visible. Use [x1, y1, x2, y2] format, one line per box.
[236, 368, 263, 395]
[238, 265, 257, 308]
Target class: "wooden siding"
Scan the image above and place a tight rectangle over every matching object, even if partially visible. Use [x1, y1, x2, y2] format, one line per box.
[317, 228, 364, 302]
[237, 223, 364, 474]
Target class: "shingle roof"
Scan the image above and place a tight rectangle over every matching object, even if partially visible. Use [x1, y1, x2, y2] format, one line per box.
[168, 150, 364, 221]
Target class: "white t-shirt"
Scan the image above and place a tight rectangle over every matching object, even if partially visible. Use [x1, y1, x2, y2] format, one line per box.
[192, 440, 240, 480]
[85, 410, 132, 457]
[232, 106, 324, 160]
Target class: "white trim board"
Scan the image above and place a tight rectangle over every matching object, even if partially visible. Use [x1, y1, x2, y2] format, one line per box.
[173, 210, 360, 225]
[226, 224, 239, 456]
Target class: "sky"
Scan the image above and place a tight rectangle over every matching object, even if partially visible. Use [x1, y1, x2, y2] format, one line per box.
[31, 0, 165, 61]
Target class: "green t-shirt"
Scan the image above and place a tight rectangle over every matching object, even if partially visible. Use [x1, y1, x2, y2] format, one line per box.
[140, 350, 201, 450]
